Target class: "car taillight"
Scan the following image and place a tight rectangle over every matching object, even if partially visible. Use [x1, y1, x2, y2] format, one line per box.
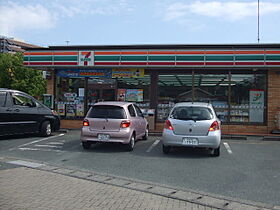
[209, 121, 219, 131]
[121, 121, 131, 128]
[164, 120, 174, 130]
[83, 120, 89, 126]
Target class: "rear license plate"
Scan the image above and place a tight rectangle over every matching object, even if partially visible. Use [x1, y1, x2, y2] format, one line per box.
[182, 138, 198, 146]
[98, 134, 110, 141]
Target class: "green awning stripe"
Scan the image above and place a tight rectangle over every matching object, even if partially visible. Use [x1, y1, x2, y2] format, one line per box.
[176, 56, 204, 61]
[30, 56, 52, 61]
[94, 56, 120, 61]
[54, 56, 77, 61]
[148, 56, 176, 61]
[121, 56, 147, 61]
[206, 56, 234, 61]
[235, 55, 264, 61]
[266, 55, 280, 60]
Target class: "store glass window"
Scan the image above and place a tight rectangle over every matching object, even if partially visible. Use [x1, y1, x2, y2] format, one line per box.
[158, 74, 192, 121]
[116, 75, 150, 109]
[230, 73, 266, 123]
[87, 78, 116, 105]
[56, 77, 85, 119]
[194, 73, 229, 122]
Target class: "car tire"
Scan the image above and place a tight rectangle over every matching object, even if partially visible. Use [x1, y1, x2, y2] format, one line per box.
[162, 144, 171, 154]
[142, 127, 149, 140]
[82, 142, 91, 150]
[212, 146, 220, 157]
[126, 134, 135, 151]
[40, 121, 52, 137]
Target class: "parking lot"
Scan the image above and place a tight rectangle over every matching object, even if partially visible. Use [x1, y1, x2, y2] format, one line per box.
[1, 130, 280, 207]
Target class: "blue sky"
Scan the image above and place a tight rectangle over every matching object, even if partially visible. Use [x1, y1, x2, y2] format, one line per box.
[1, 0, 280, 46]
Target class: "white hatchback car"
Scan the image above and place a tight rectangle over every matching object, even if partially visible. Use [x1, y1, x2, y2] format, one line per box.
[162, 102, 221, 156]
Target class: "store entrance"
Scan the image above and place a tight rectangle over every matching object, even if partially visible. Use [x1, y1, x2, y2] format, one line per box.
[87, 78, 116, 105]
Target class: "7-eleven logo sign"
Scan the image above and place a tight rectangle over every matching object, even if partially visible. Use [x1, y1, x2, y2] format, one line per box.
[79, 51, 94, 66]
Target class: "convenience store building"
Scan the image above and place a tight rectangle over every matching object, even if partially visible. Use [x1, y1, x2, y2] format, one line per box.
[23, 44, 280, 134]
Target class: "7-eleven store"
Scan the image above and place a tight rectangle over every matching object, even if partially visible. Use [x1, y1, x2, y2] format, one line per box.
[24, 44, 280, 134]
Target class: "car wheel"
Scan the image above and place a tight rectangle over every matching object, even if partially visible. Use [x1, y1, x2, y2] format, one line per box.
[162, 144, 171, 154]
[212, 146, 220, 157]
[126, 134, 135, 151]
[40, 121, 52, 137]
[142, 127, 149, 140]
[82, 142, 91, 150]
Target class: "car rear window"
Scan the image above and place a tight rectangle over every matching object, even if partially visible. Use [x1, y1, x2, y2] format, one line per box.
[170, 106, 213, 121]
[87, 105, 126, 119]
[0, 92, 7, 107]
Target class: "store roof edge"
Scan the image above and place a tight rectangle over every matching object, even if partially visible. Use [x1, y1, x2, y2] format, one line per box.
[25, 43, 280, 51]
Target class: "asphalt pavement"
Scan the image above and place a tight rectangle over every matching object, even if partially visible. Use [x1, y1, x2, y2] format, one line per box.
[0, 130, 280, 209]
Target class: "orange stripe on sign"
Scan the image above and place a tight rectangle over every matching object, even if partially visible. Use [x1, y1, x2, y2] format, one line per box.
[24, 52, 53, 56]
[149, 51, 177, 55]
[95, 51, 121, 55]
[121, 51, 147, 55]
[235, 51, 264, 54]
[174, 51, 205, 55]
[265, 51, 280, 54]
[206, 51, 234, 54]
[53, 52, 78, 55]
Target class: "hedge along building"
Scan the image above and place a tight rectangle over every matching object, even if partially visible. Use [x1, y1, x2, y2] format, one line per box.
[23, 44, 280, 134]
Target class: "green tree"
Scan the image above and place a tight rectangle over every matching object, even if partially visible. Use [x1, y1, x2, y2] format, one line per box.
[0, 53, 46, 99]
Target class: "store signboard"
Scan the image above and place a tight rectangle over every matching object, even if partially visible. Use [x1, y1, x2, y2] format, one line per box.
[79, 51, 94, 66]
[249, 89, 264, 122]
[112, 68, 145, 78]
[57, 69, 112, 78]
[117, 89, 126, 101]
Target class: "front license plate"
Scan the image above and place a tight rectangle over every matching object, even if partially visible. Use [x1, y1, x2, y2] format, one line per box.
[98, 134, 110, 141]
[182, 138, 198, 146]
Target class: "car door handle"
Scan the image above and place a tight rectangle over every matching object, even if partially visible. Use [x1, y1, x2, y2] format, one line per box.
[14, 109, 20, 112]
[6, 108, 12, 112]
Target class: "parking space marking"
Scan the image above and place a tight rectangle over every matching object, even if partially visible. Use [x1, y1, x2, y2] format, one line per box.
[9, 134, 65, 151]
[146, 139, 160, 152]
[223, 142, 233, 154]
[34, 144, 62, 149]
[8, 160, 45, 168]
[18, 147, 64, 153]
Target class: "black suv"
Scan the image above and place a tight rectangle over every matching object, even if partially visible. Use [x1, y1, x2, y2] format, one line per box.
[0, 89, 60, 137]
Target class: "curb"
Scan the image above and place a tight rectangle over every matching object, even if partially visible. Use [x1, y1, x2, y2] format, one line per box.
[1, 157, 275, 210]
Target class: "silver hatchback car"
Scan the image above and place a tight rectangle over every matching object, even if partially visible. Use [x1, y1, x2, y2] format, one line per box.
[81, 101, 148, 151]
[162, 102, 221, 156]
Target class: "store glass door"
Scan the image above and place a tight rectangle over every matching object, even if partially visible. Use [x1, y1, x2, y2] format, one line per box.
[87, 79, 116, 106]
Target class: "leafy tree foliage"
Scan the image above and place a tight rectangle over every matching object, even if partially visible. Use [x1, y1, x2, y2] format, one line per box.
[0, 53, 46, 99]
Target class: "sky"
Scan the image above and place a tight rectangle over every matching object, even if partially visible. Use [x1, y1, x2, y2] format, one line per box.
[0, 0, 280, 47]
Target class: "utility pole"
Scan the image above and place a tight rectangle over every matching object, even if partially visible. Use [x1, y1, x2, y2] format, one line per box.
[257, 0, 260, 43]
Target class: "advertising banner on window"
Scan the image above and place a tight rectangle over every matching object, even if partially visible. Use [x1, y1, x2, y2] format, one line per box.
[126, 89, 143, 102]
[76, 104, 84, 117]
[112, 68, 144, 78]
[57, 104, 65, 116]
[57, 69, 112, 78]
[249, 89, 264, 122]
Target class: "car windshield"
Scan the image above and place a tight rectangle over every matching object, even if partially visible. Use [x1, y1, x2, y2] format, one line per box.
[170, 106, 213, 121]
[87, 105, 126, 119]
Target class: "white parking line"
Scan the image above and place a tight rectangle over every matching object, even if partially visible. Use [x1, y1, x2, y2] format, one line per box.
[8, 160, 45, 168]
[9, 134, 65, 151]
[146, 140, 160, 152]
[223, 142, 233, 154]
[35, 144, 62, 149]
[18, 148, 64, 153]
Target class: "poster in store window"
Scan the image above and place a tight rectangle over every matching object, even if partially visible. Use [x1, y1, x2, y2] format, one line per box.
[249, 89, 264, 122]
[117, 89, 126, 101]
[57, 104, 65, 116]
[76, 104, 84, 117]
[66, 104, 76, 117]
[126, 89, 143, 102]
